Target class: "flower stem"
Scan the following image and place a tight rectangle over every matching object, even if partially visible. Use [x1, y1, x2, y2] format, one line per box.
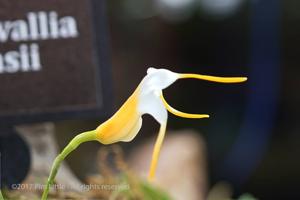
[0, 189, 4, 200]
[41, 130, 97, 200]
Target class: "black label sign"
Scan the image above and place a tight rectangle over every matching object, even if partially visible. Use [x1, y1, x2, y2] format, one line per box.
[0, 0, 112, 125]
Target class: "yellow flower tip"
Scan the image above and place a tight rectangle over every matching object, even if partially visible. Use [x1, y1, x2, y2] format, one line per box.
[148, 172, 155, 182]
[201, 114, 210, 118]
[241, 77, 248, 82]
[182, 113, 210, 119]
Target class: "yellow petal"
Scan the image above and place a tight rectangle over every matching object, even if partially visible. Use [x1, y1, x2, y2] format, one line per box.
[120, 117, 142, 142]
[180, 73, 247, 83]
[96, 87, 141, 144]
[160, 92, 209, 119]
[148, 122, 167, 181]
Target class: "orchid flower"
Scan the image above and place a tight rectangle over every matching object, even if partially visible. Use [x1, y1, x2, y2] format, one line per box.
[42, 68, 247, 200]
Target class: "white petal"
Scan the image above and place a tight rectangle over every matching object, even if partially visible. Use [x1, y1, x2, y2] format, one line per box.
[138, 90, 167, 124]
[137, 68, 179, 124]
[142, 68, 179, 90]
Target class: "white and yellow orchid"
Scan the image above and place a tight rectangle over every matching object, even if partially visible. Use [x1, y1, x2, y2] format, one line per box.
[42, 67, 247, 200]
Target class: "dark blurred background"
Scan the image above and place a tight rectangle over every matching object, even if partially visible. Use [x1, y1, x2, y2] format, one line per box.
[1, 0, 299, 199]
[93, 0, 299, 199]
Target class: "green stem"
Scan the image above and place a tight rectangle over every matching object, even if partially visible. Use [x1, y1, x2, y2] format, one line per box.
[0, 189, 4, 200]
[41, 130, 97, 200]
